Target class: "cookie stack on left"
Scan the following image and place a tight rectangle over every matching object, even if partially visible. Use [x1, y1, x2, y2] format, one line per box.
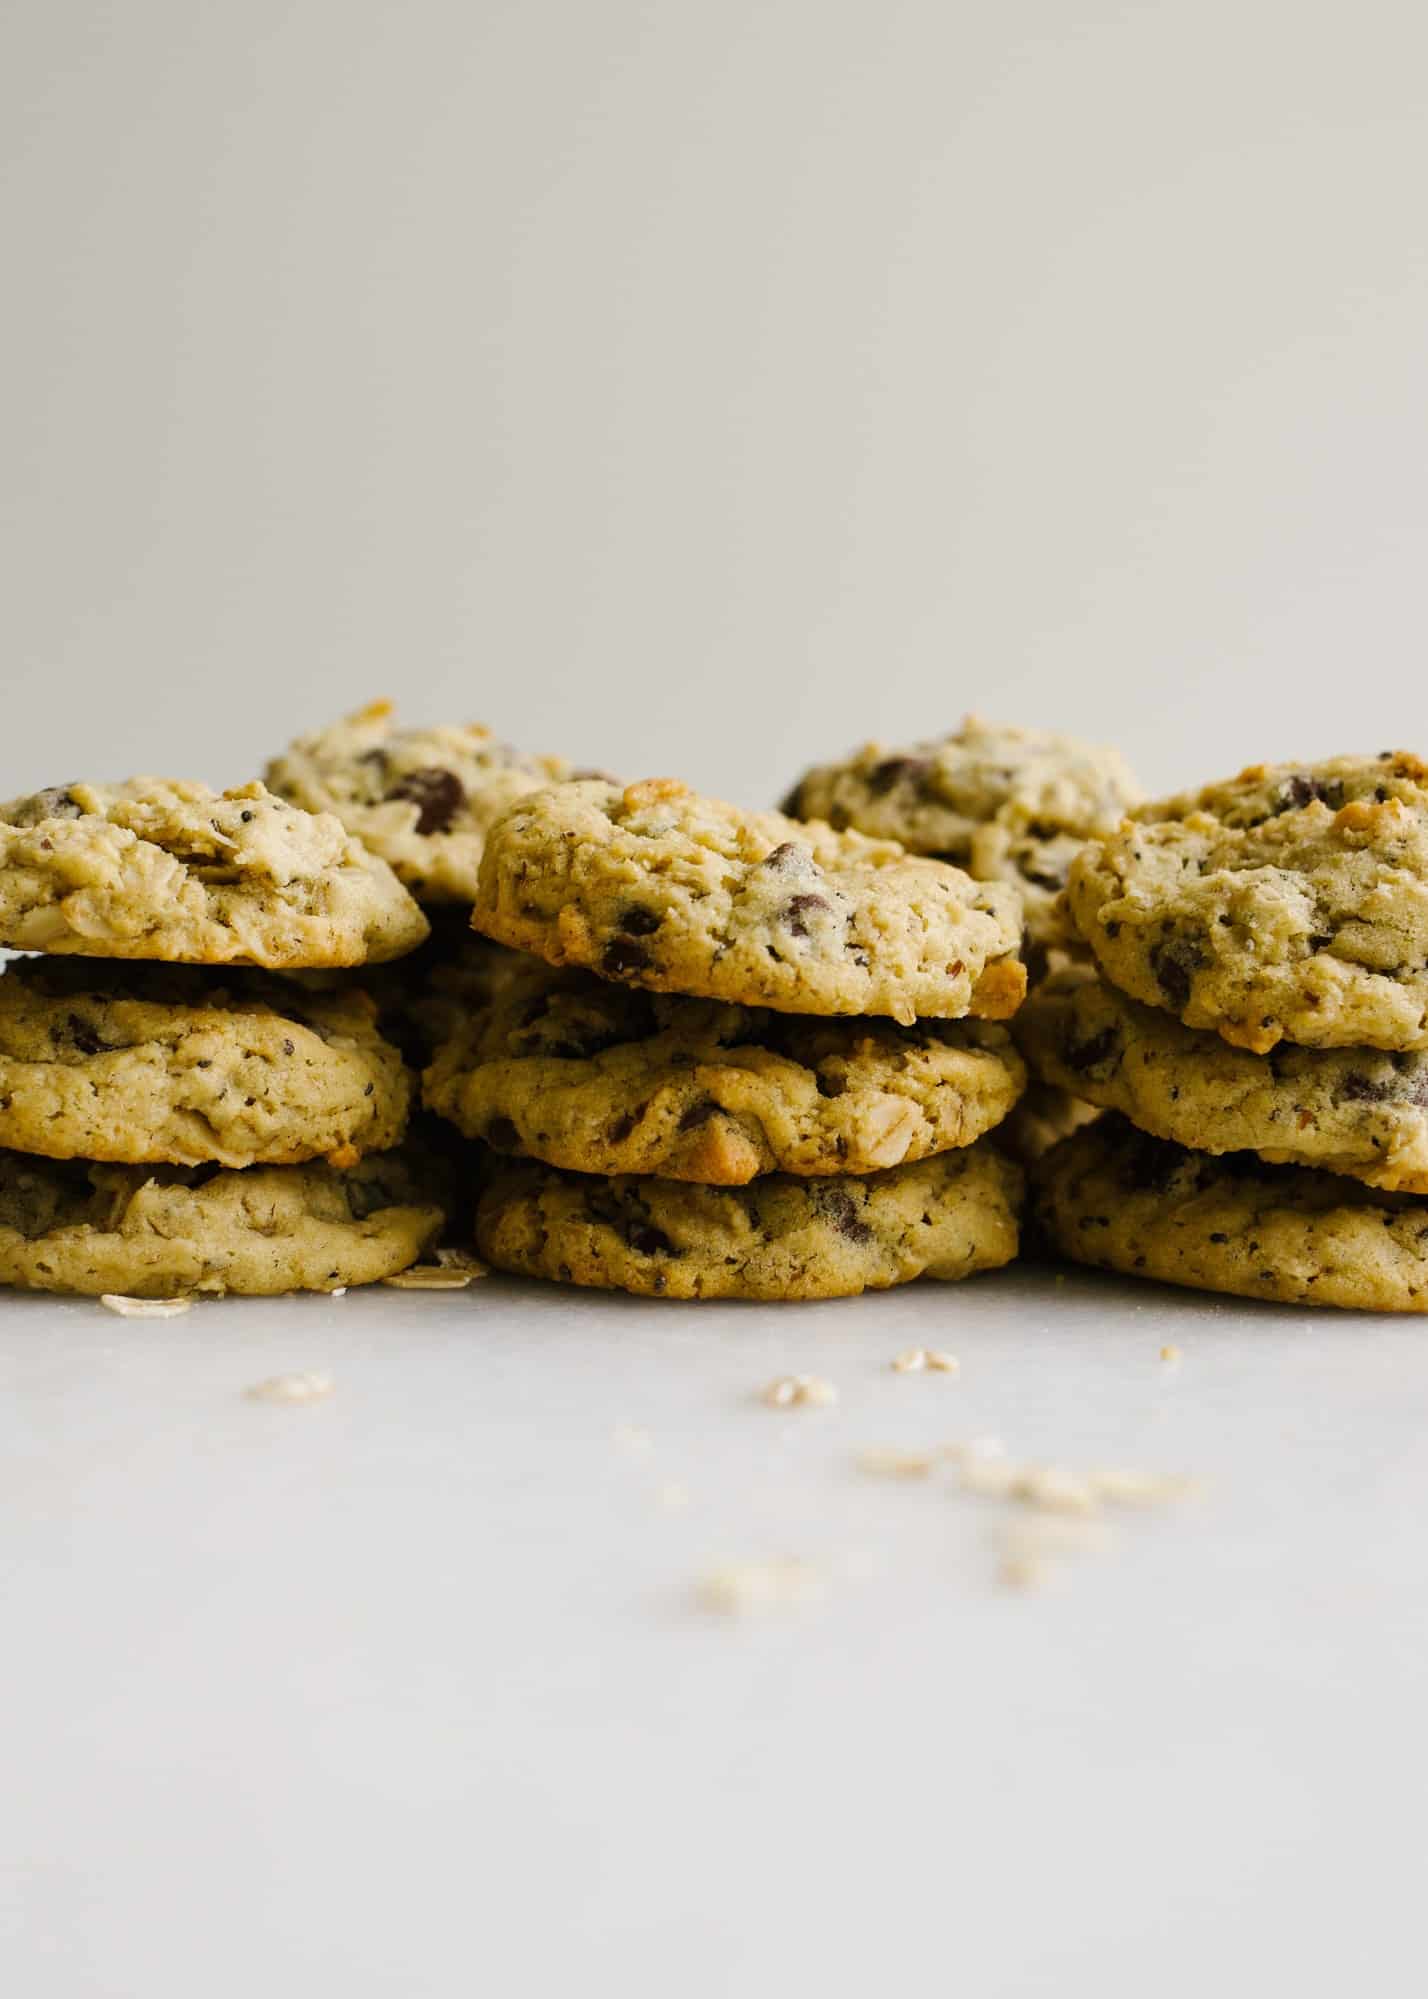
[0, 778, 443, 1297]
[433, 776, 1031, 1301]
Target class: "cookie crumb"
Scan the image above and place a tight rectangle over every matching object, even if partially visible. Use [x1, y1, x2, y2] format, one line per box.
[1089, 1466, 1198, 1508]
[763, 1373, 838, 1408]
[698, 1558, 821, 1616]
[436, 1247, 488, 1274]
[382, 1265, 479, 1290]
[858, 1446, 938, 1478]
[998, 1548, 1049, 1590]
[1160, 1343, 1182, 1364]
[246, 1370, 334, 1404]
[328, 1286, 348, 1298]
[100, 1294, 191, 1319]
[892, 1347, 958, 1374]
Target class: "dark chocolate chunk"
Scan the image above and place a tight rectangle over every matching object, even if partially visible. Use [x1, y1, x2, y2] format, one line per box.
[389, 767, 465, 835]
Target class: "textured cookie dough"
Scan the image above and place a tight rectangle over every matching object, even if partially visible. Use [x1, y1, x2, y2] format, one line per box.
[1033, 1114, 1428, 1311]
[424, 962, 1025, 1183]
[265, 699, 577, 903]
[781, 717, 1142, 949]
[0, 779, 429, 966]
[473, 779, 1026, 1024]
[0, 1147, 444, 1296]
[0, 958, 412, 1168]
[476, 1142, 1023, 1300]
[1067, 752, 1428, 1053]
[1017, 965, 1428, 1191]
[995, 1080, 1100, 1165]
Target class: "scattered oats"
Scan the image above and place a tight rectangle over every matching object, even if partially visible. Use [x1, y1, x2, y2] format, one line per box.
[328, 1286, 348, 1298]
[1002, 1516, 1115, 1559]
[857, 1445, 938, 1479]
[1089, 1467, 1199, 1509]
[1160, 1343, 1182, 1364]
[612, 1424, 654, 1454]
[246, 1370, 335, 1404]
[382, 1265, 476, 1290]
[436, 1246, 489, 1275]
[946, 1435, 1007, 1465]
[698, 1558, 822, 1617]
[892, 1347, 927, 1373]
[100, 1294, 191, 1319]
[999, 1548, 1050, 1590]
[1011, 1465, 1101, 1515]
[763, 1373, 838, 1408]
[892, 1347, 959, 1374]
[655, 1481, 690, 1511]
[959, 1455, 1022, 1498]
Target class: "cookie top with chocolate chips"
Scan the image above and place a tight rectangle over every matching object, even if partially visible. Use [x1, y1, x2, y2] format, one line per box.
[0, 779, 429, 966]
[471, 778, 1027, 1023]
[1018, 963, 1428, 1191]
[780, 717, 1142, 950]
[476, 1141, 1023, 1300]
[424, 958, 1025, 1184]
[1066, 753, 1428, 1053]
[1033, 1113, 1428, 1312]
[264, 700, 576, 903]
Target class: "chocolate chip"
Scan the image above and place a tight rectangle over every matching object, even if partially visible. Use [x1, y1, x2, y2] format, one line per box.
[66, 1013, 108, 1057]
[22, 786, 84, 824]
[619, 905, 662, 936]
[1062, 1027, 1118, 1074]
[1341, 1071, 1393, 1104]
[816, 1186, 873, 1243]
[626, 1221, 677, 1257]
[484, 1115, 521, 1152]
[677, 1098, 719, 1131]
[281, 1037, 295, 1056]
[868, 756, 931, 795]
[762, 841, 808, 874]
[783, 892, 831, 938]
[389, 766, 464, 835]
[606, 1110, 639, 1142]
[1149, 935, 1207, 1011]
[602, 937, 652, 977]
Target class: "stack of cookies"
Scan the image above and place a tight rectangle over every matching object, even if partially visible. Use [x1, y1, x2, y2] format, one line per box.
[430, 775, 1032, 1300]
[0, 778, 445, 1297]
[780, 717, 1144, 1156]
[1027, 755, 1428, 1311]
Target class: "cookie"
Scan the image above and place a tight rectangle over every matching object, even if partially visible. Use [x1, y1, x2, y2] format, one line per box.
[0, 1147, 444, 1296]
[1018, 964, 1428, 1192]
[0, 958, 412, 1169]
[472, 778, 1026, 1025]
[1033, 1114, 1428, 1311]
[424, 961, 1025, 1183]
[781, 717, 1141, 949]
[1067, 752, 1428, 1053]
[0, 779, 429, 966]
[995, 1080, 1100, 1164]
[265, 699, 577, 903]
[476, 1142, 1023, 1300]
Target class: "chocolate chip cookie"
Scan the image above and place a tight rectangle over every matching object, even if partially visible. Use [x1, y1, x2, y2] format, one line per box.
[1067, 753, 1428, 1053]
[1018, 964, 1428, 1191]
[0, 958, 412, 1168]
[476, 1142, 1023, 1299]
[424, 961, 1025, 1183]
[781, 717, 1142, 950]
[0, 779, 429, 966]
[0, 1146, 444, 1296]
[472, 779, 1026, 1024]
[1033, 1114, 1428, 1311]
[265, 699, 576, 903]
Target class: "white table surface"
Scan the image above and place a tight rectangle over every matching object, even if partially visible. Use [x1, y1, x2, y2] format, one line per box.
[5, 1259, 1423, 1995]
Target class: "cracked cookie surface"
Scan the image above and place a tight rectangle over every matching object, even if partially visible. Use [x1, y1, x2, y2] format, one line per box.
[1067, 753, 1428, 1053]
[0, 779, 429, 966]
[0, 958, 412, 1168]
[781, 717, 1141, 950]
[1018, 965, 1428, 1191]
[476, 1141, 1023, 1299]
[472, 779, 1026, 1023]
[265, 700, 577, 904]
[1033, 1114, 1428, 1311]
[0, 1145, 444, 1296]
[424, 961, 1025, 1183]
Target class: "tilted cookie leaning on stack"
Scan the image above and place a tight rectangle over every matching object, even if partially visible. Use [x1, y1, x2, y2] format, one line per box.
[441, 776, 1030, 1299]
[780, 717, 1144, 1160]
[0, 778, 445, 1296]
[1030, 754, 1428, 1310]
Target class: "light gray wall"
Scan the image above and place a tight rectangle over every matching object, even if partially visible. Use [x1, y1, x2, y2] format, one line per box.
[4, 0, 1426, 804]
